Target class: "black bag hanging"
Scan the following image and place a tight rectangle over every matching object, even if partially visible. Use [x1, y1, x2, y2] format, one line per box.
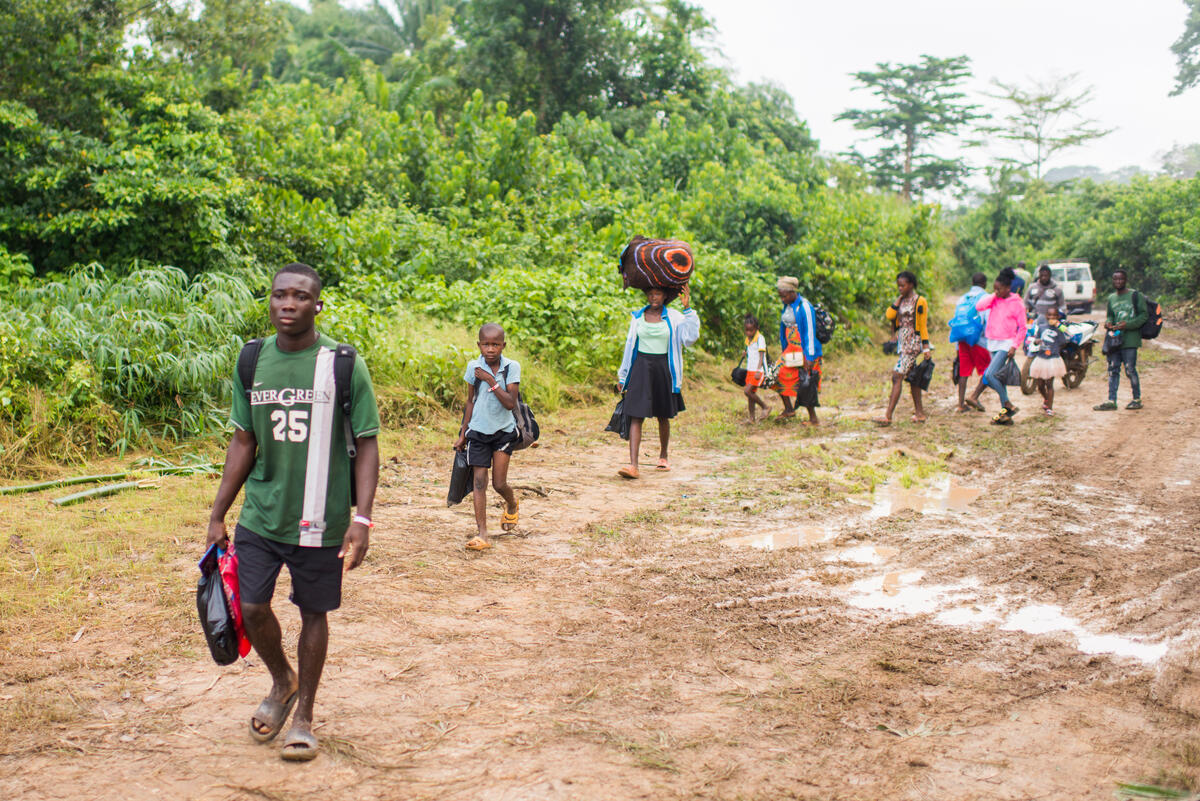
[197, 546, 239, 666]
[605, 397, 631, 440]
[905, 359, 935, 390]
[447, 449, 471, 507]
[730, 353, 747, 386]
[997, 357, 1022, 386]
[950, 354, 961, 385]
[794, 368, 820, 408]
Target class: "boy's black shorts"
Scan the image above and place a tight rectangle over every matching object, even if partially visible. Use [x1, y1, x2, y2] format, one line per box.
[465, 428, 519, 468]
[235, 525, 343, 613]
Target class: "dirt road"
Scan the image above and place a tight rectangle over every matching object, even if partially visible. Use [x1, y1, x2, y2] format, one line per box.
[3, 331, 1200, 800]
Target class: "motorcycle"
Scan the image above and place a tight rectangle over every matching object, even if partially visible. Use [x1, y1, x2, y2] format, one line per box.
[1020, 319, 1099, 395]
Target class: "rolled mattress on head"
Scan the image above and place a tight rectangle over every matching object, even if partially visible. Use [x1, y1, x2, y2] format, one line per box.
[619, 236, 694, 303]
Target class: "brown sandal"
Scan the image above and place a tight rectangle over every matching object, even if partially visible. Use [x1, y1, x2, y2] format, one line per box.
[465, 536, 492, 551]
[618, 466, 639, 479]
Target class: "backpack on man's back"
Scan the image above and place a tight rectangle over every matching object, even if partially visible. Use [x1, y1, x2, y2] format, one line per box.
[1134, 291, 1164, 340]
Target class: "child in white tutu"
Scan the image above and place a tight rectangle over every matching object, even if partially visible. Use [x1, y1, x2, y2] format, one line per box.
[1029, 307, 1068, 415]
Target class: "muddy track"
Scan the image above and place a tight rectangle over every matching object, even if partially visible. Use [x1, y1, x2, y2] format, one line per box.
[3, 331, 1200, 801]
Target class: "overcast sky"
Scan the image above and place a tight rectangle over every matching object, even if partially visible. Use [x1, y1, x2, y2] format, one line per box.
[696, 0, 1199, 174]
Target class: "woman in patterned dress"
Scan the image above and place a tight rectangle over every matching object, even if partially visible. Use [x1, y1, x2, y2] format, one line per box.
[875, 271, 931, 426]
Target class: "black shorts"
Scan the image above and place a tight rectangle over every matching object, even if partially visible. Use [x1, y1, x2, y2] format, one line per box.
[235, 525, 344, 613]
[465, 428, 519, 468]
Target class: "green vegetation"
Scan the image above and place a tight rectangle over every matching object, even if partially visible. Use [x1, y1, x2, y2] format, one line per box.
[0, 0, 949, 465]
[951, 174, 1200, 299]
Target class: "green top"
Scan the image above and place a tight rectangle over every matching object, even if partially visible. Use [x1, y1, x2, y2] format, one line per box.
[636, 317, 670, 354]
[231, 333, 380, 547]
[1106, 290, 1148, 349]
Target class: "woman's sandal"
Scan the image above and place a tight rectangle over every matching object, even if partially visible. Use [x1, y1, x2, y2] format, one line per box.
[964, 399, 985, 412]
[655, 458, 671, 471]
[618, 466, 639, 480]
[280, 728, 319, 762]
[501, 504, 519, 531]
[249, 690, 298, 744]
[911, 415, 927, 424]
[872, 417, 892, 427]
[465, 536, 492, 551]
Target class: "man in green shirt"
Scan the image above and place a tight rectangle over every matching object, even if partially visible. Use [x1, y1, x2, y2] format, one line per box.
[206, 263, 380, 761]
[1094, 268, 1148, 411]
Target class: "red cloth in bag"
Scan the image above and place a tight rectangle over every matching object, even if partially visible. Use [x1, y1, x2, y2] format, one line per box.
[218, 546, 252, 658]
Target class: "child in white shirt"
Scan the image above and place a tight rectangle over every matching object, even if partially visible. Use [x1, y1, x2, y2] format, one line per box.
[743, 314, 770, 422]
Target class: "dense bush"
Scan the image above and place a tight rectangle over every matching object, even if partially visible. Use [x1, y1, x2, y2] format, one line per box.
[0, 0, 954, 459]
[953, 176, 1200, 298]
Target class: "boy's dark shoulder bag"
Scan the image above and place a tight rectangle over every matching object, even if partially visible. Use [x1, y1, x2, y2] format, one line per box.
[237, 338, 360, 505]
[474, 365, 540, 451]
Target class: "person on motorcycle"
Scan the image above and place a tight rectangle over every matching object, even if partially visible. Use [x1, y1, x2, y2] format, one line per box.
[1026, 264, 1067, 320]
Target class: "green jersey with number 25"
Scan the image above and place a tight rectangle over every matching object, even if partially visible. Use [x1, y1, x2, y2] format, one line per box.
[231, 334, 380, 547]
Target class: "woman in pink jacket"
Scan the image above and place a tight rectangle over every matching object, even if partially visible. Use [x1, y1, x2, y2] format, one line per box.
[975, 267, 1027, 426]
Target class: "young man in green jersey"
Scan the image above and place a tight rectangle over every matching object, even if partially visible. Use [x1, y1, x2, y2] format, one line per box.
[206, 263, 380, 761]
[1094, 268, 1148, 411]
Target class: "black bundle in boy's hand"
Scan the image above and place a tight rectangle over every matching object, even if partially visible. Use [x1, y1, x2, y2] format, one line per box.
[447, 449, 471, 507]
[197, 544, 239, 666]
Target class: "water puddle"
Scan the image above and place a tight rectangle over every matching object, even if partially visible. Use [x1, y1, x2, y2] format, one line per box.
[722, 525, 836, 551]
[846, 576, 1169, 664]
[826, 544, 897, 565]
[1001, 604, 1168, 664]
[865, 477, 983, 520]
[844, 570, 978, 615]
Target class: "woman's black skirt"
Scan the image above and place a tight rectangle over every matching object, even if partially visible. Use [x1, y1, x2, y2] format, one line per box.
[623, 352, 685, 419]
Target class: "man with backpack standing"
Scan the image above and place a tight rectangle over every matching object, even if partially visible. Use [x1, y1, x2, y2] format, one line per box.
[206, 263, 380, 761]
[1094, 268, 1148, 411]
[951, 272, 991, 413]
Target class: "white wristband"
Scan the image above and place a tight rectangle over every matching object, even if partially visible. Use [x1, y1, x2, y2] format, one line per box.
[352, 515, 374, 528]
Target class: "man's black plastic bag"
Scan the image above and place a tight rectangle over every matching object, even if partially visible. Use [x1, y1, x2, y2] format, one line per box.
[605, 398, 631, 440]
[447, 449, 471, 507]
[197, 546, 239, 666]
[905, 359, 935, 390]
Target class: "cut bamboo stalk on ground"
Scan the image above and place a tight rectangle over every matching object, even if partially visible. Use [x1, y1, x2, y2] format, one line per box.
[2, 463, 216, 496]
[51, 480, 160, 507]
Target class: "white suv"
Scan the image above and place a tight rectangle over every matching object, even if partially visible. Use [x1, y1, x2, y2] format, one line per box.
[1043, 261, 1097, 314]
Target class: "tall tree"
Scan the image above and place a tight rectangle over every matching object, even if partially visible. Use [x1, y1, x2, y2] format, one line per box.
[982, 74, 1113, 181]
[837, 54, 981, 201]
[458, 0, 711, 131]
[1171, 0, 1200, 95]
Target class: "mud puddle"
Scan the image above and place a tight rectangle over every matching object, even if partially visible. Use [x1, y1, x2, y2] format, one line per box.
[722, 525, 837, 551]
[844, 569, 1171, 664]
[862, 476, 983, 520]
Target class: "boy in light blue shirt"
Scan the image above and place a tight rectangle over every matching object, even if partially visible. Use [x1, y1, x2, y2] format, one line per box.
[454, 323, 521, 551]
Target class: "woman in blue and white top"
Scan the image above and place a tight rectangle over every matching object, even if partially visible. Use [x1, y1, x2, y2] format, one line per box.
[616, 285, 701, 479]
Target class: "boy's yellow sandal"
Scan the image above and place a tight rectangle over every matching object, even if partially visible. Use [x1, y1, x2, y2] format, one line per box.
[501, 503, 519, 531]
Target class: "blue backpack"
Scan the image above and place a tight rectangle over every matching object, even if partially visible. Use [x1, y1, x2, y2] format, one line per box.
[948, 293, 984, 344]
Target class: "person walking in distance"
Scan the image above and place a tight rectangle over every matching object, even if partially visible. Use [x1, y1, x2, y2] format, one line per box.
[206, 263, 380, 761]
[1094, 268, 1148, 411]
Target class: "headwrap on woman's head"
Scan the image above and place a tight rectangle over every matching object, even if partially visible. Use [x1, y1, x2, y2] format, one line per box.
[776, 276, 800, 293]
